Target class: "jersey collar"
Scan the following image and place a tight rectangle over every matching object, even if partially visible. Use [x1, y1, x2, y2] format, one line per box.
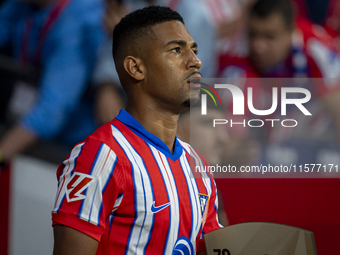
[116, 109, 183, 161]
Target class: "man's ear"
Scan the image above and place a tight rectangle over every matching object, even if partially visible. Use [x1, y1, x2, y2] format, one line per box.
[123, 56, 145, 81]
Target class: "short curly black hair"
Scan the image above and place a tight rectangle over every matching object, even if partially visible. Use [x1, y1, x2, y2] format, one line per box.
[112, 5, 184, 60]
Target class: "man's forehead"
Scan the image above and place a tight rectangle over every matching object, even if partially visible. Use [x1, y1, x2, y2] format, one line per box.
[150, 20, 195, 46]
[250, 13, 289, 32]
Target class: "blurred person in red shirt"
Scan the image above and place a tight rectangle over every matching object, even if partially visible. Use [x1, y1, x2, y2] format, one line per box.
[218, 0, 340, 167]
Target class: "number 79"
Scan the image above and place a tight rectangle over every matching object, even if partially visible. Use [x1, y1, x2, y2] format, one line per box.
[213, 249, 231, 255]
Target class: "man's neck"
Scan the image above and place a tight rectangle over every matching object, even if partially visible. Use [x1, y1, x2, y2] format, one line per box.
[126, 105, 179, 154]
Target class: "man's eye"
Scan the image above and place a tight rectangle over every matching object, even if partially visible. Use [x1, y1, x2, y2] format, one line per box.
[266, 34, 276, 40]
[193, 49, 198, 55]
[171, 47, 181, 53]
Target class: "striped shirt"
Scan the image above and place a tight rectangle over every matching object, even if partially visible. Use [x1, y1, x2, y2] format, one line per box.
[52, 109, 221, 254]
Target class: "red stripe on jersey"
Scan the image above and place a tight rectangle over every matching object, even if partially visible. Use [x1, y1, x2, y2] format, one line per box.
[111, 120, 172, 254]
[99, 150, 111, 175]
[54, 162, 70, 209]
[54, 143, 84, 210]
[53, 124, 126, 242]
[89, 121, 136, 251]
[168, 159, 193, 238]
[54, 139, 102, 215]
[158, 151, 178, 212]
[184, 148, 220, 252]
[53, 118, 220, 254]
[54, 141, 85, 206]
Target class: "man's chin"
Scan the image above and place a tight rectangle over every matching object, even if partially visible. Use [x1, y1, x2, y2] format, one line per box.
[251, 57, 273, 73]
[181, 97, 201, 108]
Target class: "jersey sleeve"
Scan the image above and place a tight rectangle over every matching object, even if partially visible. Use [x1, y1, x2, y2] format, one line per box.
[52, 137, 125, 241]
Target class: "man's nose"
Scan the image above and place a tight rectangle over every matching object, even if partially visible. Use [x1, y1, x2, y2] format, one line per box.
[251, 37, 267, 55]
[186, 50, 202, 70]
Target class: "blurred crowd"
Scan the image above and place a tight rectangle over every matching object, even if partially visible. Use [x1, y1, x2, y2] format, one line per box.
[1, 0, 340, 171]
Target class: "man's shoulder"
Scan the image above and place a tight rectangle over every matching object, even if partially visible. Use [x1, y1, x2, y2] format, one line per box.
[86, 118, 128, 147]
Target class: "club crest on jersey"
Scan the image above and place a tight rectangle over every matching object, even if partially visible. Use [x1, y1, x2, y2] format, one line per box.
[198, 193, 209, 221]
[66, 172, 95, 202]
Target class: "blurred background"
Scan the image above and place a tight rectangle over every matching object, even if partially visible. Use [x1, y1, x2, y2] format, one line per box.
[1, 0, 340, 254]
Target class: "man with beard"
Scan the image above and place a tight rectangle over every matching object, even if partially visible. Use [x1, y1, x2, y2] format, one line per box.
[52, 6, 221, 255]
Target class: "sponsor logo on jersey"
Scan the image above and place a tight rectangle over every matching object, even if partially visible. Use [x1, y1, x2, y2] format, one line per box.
[173, 236, 194, 255]
[66, 172, 95, 202]
[151, 201, 170, 213]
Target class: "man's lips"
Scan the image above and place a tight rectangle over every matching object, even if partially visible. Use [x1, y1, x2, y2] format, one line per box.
[187, 74, 202, 88]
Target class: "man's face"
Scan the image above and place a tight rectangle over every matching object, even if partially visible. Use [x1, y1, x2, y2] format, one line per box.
[249, 13, 292, 72]
[142, 21, 202, 112]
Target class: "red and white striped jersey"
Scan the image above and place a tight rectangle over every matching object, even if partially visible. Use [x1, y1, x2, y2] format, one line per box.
[52, 109, 221, 255]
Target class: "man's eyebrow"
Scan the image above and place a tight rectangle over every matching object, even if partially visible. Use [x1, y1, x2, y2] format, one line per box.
[165, 40, 198, 48]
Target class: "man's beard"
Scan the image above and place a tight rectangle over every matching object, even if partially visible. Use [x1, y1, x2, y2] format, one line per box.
[181, 97, 201, 108]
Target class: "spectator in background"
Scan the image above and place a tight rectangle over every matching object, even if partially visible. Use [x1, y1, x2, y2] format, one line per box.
[92, 0, 126, 125]
[218, 0, 340, 167]
[204, 0, 257, 58]
[292, 0, 340, 37]
[292, 0, 340, 53]
[0, 0, 105, 164]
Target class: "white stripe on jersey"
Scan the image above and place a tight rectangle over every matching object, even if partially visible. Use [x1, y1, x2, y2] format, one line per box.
[111, 125, 155, 255]
[179, 153, 202, 251]
[109, 193, 124, 233]
[149, 146, 180, 255]
[78, 143, 117, 226]
[186, 142, 213, 208]
[180, 141, 211, 204]
[112, 193, 124, 212]
[53, 142, 85, 212]
[179, 141, 208, 180]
